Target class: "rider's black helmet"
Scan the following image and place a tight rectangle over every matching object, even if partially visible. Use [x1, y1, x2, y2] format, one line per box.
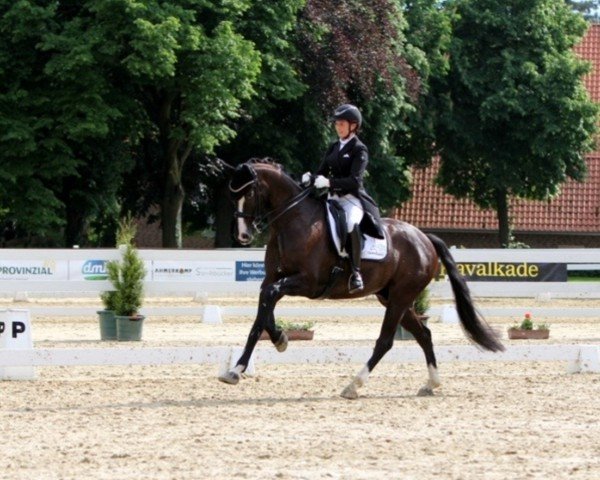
[331, 104, 362, 128]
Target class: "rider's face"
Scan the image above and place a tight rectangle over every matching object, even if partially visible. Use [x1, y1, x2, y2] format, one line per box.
[334, 119, 353, 139]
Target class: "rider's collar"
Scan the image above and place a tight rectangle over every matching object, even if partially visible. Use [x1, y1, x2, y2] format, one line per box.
[338, 134, 355, 149]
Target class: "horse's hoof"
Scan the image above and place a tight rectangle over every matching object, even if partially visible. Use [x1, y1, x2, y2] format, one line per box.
[275, 331, 288, 352]
[417, 386, 434, 397]
[218, 370, 240, 385]
[340, 384, 359, 400]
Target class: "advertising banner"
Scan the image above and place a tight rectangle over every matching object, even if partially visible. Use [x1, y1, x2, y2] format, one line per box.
[448, 262, 567, 282]
[0, 260, 68, 281]
[70, 259, 152, 281]
[235, 261, 265, 282]
[70, 259, 110, 281]
[152, 261, 235, 282]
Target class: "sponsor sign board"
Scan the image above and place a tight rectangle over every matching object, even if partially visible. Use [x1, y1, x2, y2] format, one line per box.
[235, 261, 265, 282]
[0, 260, 68, 281]
[71, 259, 152, 281]
[76, 259, 109, 280]
[152, 261, 235, 282]
[442, 262, 567, 282]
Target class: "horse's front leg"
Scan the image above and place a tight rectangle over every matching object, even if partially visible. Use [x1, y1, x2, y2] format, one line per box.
[341, 302, 406, 399]
[218, 275, 307, 385]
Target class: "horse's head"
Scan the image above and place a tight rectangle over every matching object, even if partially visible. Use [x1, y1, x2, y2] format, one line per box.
[229, 158, 302, 245]
[229, 162, 260, 245]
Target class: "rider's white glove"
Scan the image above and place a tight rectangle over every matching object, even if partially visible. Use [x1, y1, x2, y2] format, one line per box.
[301, 172, 313, 187]
[314, 175, 330, 189]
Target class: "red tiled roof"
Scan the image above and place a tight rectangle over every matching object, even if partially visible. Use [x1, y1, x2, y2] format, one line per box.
[394, 24, 600, 234]
[394, 155, 600, 233]
[577, 23, 600, 103]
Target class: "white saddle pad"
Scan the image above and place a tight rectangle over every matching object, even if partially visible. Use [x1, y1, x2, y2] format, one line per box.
[326, 204, 388, 261]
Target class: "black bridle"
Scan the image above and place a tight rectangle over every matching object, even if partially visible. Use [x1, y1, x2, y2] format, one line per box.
[231, 173, 312, 234]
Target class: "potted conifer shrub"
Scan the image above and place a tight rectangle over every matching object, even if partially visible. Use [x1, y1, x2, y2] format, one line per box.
[396, 287, 430, 341]
[105, 216, 147, 341]
[97, 290, 118, 340]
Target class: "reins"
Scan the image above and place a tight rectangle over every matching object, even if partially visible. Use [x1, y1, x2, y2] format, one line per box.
[245, 187, 312, 234]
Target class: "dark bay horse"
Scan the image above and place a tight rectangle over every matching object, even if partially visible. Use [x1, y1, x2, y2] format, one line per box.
[219, 158, 504, 399]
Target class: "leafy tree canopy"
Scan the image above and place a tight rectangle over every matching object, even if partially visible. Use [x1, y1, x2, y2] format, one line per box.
[436, 0, 598, 245]
[1, 0, 289, 246]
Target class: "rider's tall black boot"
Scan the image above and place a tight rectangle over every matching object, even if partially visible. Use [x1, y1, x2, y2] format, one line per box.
[348, 226, 364, 294]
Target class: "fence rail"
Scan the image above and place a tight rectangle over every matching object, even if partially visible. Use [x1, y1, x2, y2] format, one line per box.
[17, 305, 600, 320]
[0, 344, 598, 373]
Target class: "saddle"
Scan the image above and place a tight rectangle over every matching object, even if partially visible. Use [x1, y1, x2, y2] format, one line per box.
[326, 200, 388, 261]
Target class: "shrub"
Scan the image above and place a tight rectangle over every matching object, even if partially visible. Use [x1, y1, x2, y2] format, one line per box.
[414, 288, 430, 315]
[105, 216, 146, 317]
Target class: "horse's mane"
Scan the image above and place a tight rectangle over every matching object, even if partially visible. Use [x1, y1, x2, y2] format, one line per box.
[247, 157, 283, 171]
[230, 157, 296, 198]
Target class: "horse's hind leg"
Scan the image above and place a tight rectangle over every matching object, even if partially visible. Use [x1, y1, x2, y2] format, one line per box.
[341, 303, 404, 400]
[400, 309, 440, 396]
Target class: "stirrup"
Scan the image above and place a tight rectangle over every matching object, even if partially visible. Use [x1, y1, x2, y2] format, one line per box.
[348, 272, 364, 293]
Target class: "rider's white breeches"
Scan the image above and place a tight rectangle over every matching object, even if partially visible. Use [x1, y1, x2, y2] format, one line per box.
[330, 193, 364, 232]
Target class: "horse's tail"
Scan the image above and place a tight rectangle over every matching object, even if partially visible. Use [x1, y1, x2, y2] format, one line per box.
[427, 234, 504, 352]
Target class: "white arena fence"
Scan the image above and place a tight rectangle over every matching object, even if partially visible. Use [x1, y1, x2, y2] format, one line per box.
[0, 248, 598, 380]
[16, 305, 600, 321]
[1, 344, 599, 377]
[0, 247, 599, 299]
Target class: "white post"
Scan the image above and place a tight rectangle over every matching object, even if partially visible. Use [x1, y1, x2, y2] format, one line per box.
[202, 305, 222, 325]
[573, 345, 600, 373]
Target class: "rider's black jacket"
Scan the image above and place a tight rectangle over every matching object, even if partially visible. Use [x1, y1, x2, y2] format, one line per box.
[316, 136, 384, 239]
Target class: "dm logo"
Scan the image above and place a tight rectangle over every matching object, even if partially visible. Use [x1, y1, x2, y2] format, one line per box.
[82, 260, 108, 280]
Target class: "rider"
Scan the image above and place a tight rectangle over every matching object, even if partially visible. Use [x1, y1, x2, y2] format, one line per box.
[302, 104, 384, 294]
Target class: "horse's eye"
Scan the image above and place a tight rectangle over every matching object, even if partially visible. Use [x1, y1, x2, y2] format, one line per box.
[247, 189, 255, 199]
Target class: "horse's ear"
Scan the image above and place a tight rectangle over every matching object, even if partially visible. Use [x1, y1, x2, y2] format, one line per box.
[229, 163, 256, 199]
[219, 159, 235, 171]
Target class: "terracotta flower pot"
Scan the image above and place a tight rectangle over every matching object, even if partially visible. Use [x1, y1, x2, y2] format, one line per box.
[259, 329, 314, 341]
[507, 328, 550, 340]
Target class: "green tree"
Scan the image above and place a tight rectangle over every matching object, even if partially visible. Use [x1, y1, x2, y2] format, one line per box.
[198, 1, 307, 247]
[1, 1, 272, 248]
[0, 1, 142, 246]
[114, 0, 304, 248]
[399, 0, 452, 167]
[97, 0, 261, 248]
[287, 0, 452, 211]
[212, 1, 452, 248]
[0, 2, 80, 243]
[295, 0, 422, 201]
[436, 0, 598, 247]
[369, 0, 452, 207]
[222, 0, 435, 210]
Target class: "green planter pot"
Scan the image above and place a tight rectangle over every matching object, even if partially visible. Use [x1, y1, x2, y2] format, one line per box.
[98, 310, 117, 341]
[116, 315, 145, 341]
[395, 316, 428, 341]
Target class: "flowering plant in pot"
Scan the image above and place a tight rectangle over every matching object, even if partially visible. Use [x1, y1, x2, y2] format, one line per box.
[260, 319, 315, 341]
[105, 216, 146, 341]
[507, 313, 550, 339]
